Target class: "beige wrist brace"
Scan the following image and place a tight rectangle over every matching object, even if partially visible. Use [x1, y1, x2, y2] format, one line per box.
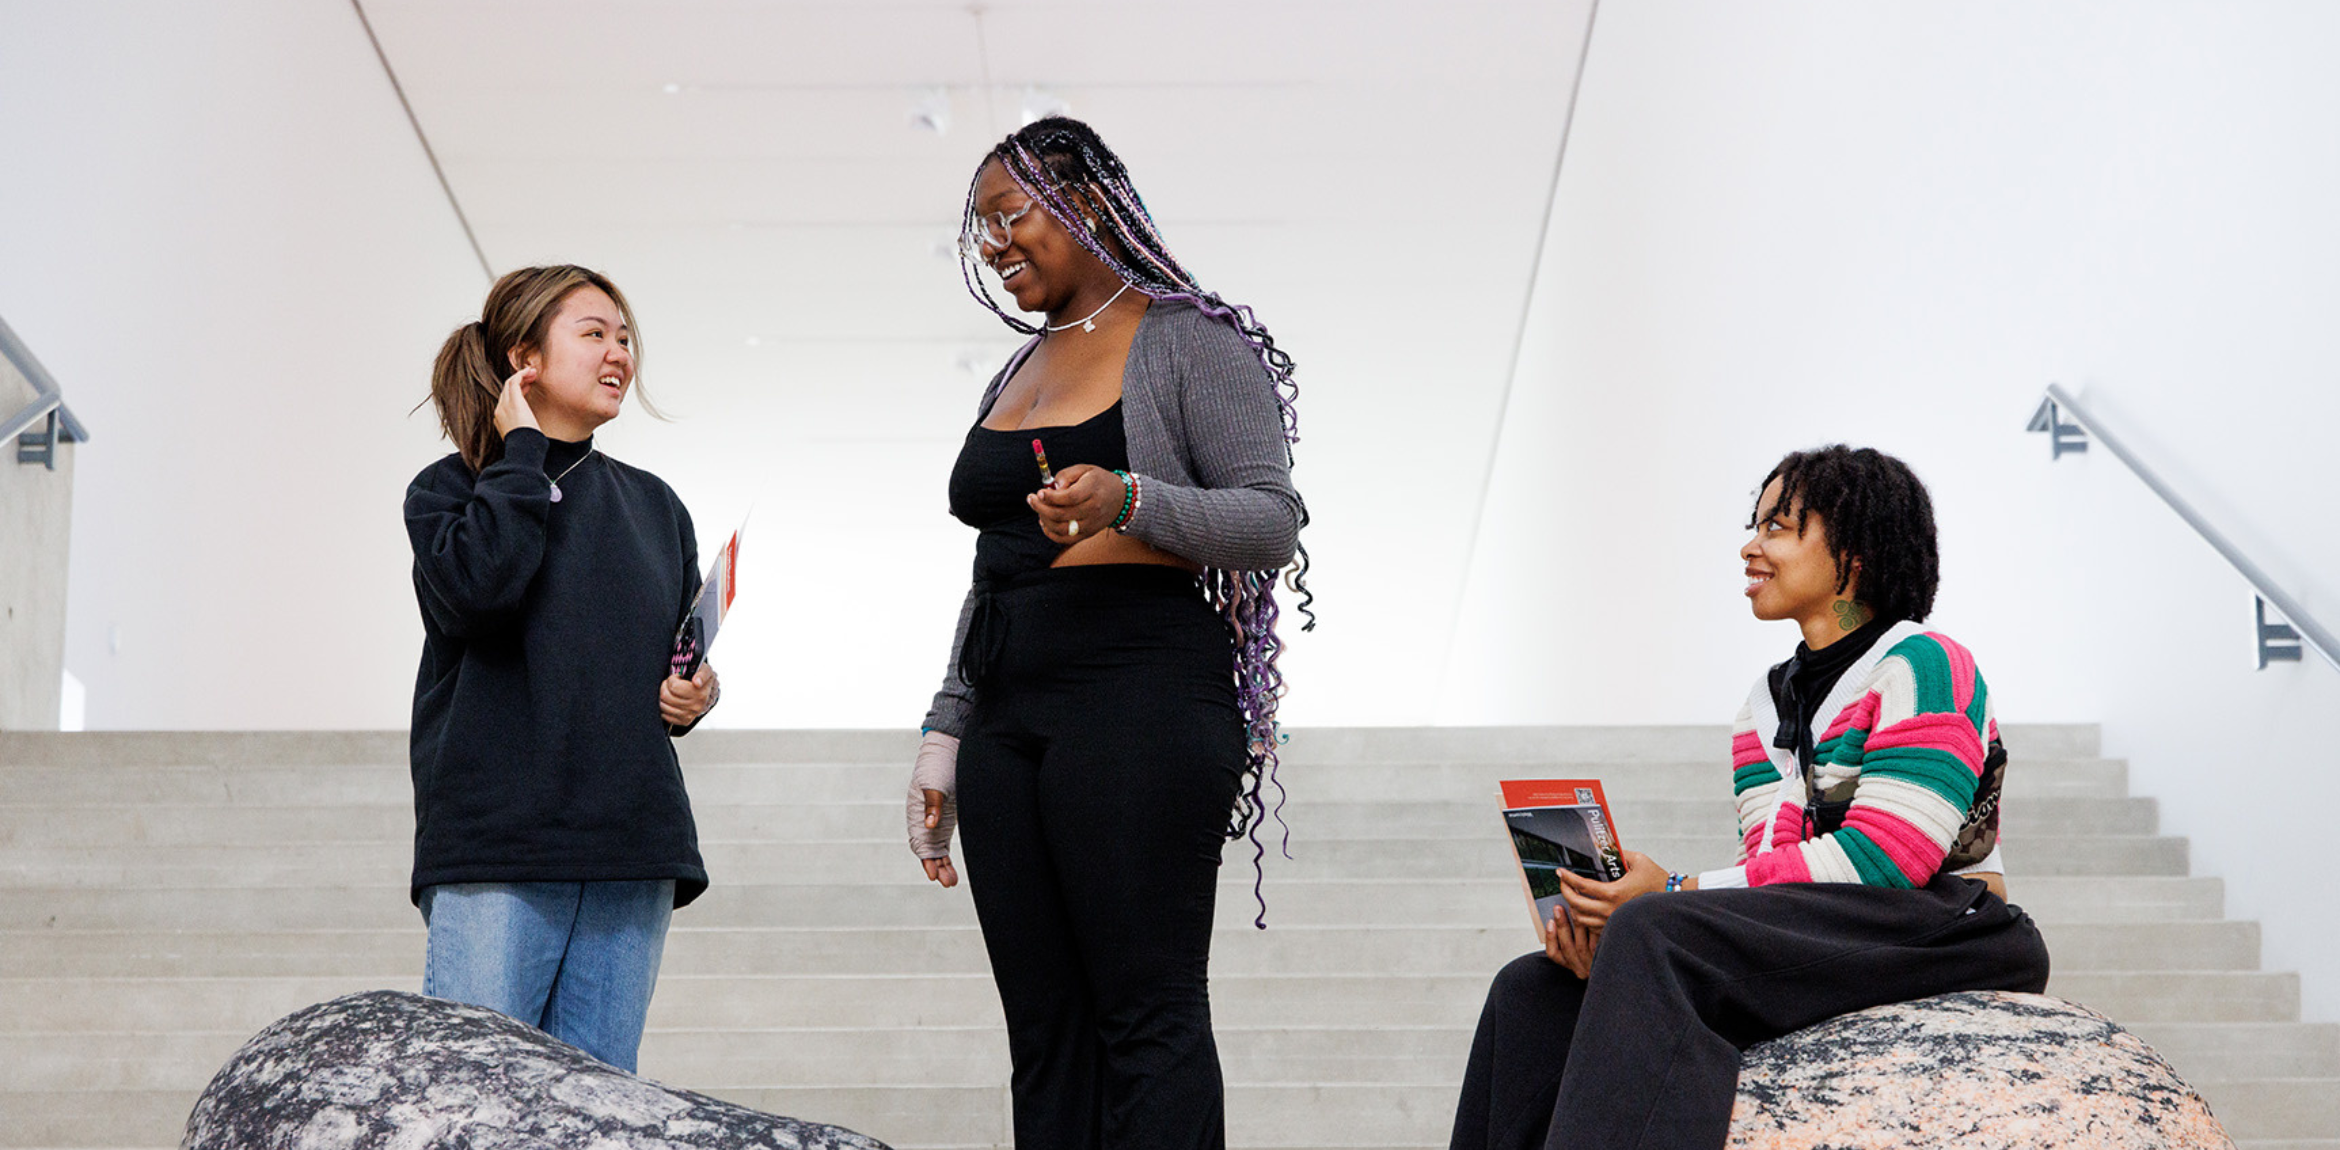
[906, 730, 959, 860]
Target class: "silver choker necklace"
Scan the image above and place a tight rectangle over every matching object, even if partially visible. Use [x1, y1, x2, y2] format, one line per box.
[1046, 282, 1133, 334]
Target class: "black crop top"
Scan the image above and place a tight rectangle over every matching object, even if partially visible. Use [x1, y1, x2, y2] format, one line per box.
[948, 402, 1130, 585]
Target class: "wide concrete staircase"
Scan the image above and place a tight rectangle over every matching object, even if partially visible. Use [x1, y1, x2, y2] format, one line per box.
[3, 726, 2334, 1149]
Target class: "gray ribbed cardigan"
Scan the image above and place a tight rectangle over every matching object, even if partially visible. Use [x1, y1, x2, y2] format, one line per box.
[921, 298, 1305, 737]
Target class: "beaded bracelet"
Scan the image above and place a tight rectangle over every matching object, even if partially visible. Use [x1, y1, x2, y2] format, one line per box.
[1111, 470, 1142, 532]
[1664, 872, 1688, 893]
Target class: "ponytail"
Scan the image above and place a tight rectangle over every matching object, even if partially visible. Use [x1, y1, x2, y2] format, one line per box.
[429, 320, 505, 473]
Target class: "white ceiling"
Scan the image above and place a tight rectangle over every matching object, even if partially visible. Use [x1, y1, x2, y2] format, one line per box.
[357, 0, 1598, 725]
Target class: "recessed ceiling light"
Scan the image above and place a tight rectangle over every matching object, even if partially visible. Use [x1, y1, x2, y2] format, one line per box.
[910, 87, 952, 135]
[1020, 87, 1070, 126]
[745, 336, 762, 347]
[662, 82, 683, 95]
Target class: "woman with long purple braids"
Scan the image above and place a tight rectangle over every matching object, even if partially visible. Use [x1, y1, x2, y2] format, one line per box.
[902, 116, 1312, 1150]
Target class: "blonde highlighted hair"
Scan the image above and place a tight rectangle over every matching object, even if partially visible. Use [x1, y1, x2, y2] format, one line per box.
[427, 265, 658, 472]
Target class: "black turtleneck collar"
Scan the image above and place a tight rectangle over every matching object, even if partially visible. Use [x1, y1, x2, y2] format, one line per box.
[1770, 615, 1895, 766]
[541, 431, 595, 471]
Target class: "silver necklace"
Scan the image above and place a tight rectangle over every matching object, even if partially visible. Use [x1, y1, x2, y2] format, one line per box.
[1046, 282, 1133, 334]
[548, 450, 597, 503]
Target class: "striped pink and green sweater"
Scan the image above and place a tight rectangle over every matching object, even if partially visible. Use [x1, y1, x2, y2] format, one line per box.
[1698, 620, 2005, 891]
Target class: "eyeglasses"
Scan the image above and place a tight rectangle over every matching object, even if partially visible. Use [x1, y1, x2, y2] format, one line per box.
[961, 202, 1038, 262]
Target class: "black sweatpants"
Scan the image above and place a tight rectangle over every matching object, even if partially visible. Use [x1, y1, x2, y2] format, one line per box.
[958, 565, 1247, 1150]
[1449, 873, 2051, 1150]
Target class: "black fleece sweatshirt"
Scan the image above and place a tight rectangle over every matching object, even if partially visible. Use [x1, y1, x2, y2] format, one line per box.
[403, 428, 707, 907]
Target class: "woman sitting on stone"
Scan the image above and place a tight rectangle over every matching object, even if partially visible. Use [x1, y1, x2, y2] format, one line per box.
[1447, 444, 2051, 1150]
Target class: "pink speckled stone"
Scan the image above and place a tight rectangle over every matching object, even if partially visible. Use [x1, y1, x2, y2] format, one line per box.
[1728, 991, 2232, 1150]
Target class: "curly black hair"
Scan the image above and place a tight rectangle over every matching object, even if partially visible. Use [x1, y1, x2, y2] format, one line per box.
[1750, 445, 1939, 624]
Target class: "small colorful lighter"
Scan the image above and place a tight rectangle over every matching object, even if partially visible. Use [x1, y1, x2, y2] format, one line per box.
[1031, 438, 1056, 488]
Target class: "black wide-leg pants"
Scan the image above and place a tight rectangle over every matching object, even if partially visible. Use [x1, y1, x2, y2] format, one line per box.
[1449, 873, 2052, 1150]
[958, 566, 1247, 1150]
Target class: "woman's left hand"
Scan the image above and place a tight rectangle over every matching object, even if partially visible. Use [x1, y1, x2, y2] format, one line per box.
[1545, 906, 1600, 979]
[1030, 464, 1124, 542]
[661, 664, 719, 726]
[1557, 849, 1671, 931]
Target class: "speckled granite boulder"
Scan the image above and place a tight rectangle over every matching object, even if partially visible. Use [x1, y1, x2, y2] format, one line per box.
[1729, 991, 2232, 1149]
[181, 990, 890, 1150]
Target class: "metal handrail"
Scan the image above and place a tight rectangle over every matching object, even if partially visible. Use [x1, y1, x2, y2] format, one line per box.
[2032, 382, 2336, 672]
[0, 313, 89, 454]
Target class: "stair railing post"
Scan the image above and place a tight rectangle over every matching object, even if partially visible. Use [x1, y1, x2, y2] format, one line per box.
[16, 408, 59, 469]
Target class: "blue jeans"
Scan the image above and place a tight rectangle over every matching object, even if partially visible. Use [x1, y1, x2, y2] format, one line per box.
[420, 880, 675, 1071]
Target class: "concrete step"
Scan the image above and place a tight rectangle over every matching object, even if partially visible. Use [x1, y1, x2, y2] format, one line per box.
[2191, 1079, 2340, 1142]
[0, 1092, 203, 1150]
[0, 830, 2192, 889]
[0, 977, 436, 1033]
[48, 1021, 2330, 1117]
[0, 730, 413, 768]
[0, 794, 2164, 847]
[0, 756, 2132, 808]
[649, 1025, 1476, 1090]
[5, 968, 2308, 1038]
[2004, 875, 2224, 922]
[20, 1008, 2316, 1103]
[2032, 920, 2258, 972]
[1, 956, 2285, 1034]
[1230, 1083, 1470, 1146]
[0, 919, 2263, 980]
[1253, 723, 2100, 764]
[0, 874, 2228, 933]
[0, 971, 1563, 1033]
[5, 1024, 1488, 1094]
[2045, 971, 2300, 1023]
[8, 1032, 256, 1092]
[0, 724, 2103, 768]
[693, 1084, 1008, 1147]
[0, 973, 1468, 1034]
[2125, 1021, 2340, 1081]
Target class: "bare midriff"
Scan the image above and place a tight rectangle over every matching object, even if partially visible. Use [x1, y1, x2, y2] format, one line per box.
[1050, 527, 1197, 571]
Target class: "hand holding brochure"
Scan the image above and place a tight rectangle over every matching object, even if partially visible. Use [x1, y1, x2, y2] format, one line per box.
[1499, 779, 1625, 938]
[671, 525, 742, 680]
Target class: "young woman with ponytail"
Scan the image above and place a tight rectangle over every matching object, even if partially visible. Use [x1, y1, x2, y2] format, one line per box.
[903, 117, 1313, 1150]
[404, 265, 718, 1071]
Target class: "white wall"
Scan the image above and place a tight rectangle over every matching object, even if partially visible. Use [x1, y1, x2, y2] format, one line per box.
[1442, 2, 2340, 1019]
[0, 0, 486, 729]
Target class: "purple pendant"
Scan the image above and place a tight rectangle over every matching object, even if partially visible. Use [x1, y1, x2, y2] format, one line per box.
[550, 483, 563, 504]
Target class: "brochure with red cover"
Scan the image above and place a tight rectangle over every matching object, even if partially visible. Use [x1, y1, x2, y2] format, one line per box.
[671, 524, 743, 680]
[1499, 779, 1625, 937]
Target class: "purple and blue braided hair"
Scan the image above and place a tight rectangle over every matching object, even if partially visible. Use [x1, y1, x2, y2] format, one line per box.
[960, 116, 1316, 927]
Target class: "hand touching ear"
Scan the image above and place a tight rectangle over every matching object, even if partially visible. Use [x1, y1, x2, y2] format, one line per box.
[494, 365, 540, 438]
